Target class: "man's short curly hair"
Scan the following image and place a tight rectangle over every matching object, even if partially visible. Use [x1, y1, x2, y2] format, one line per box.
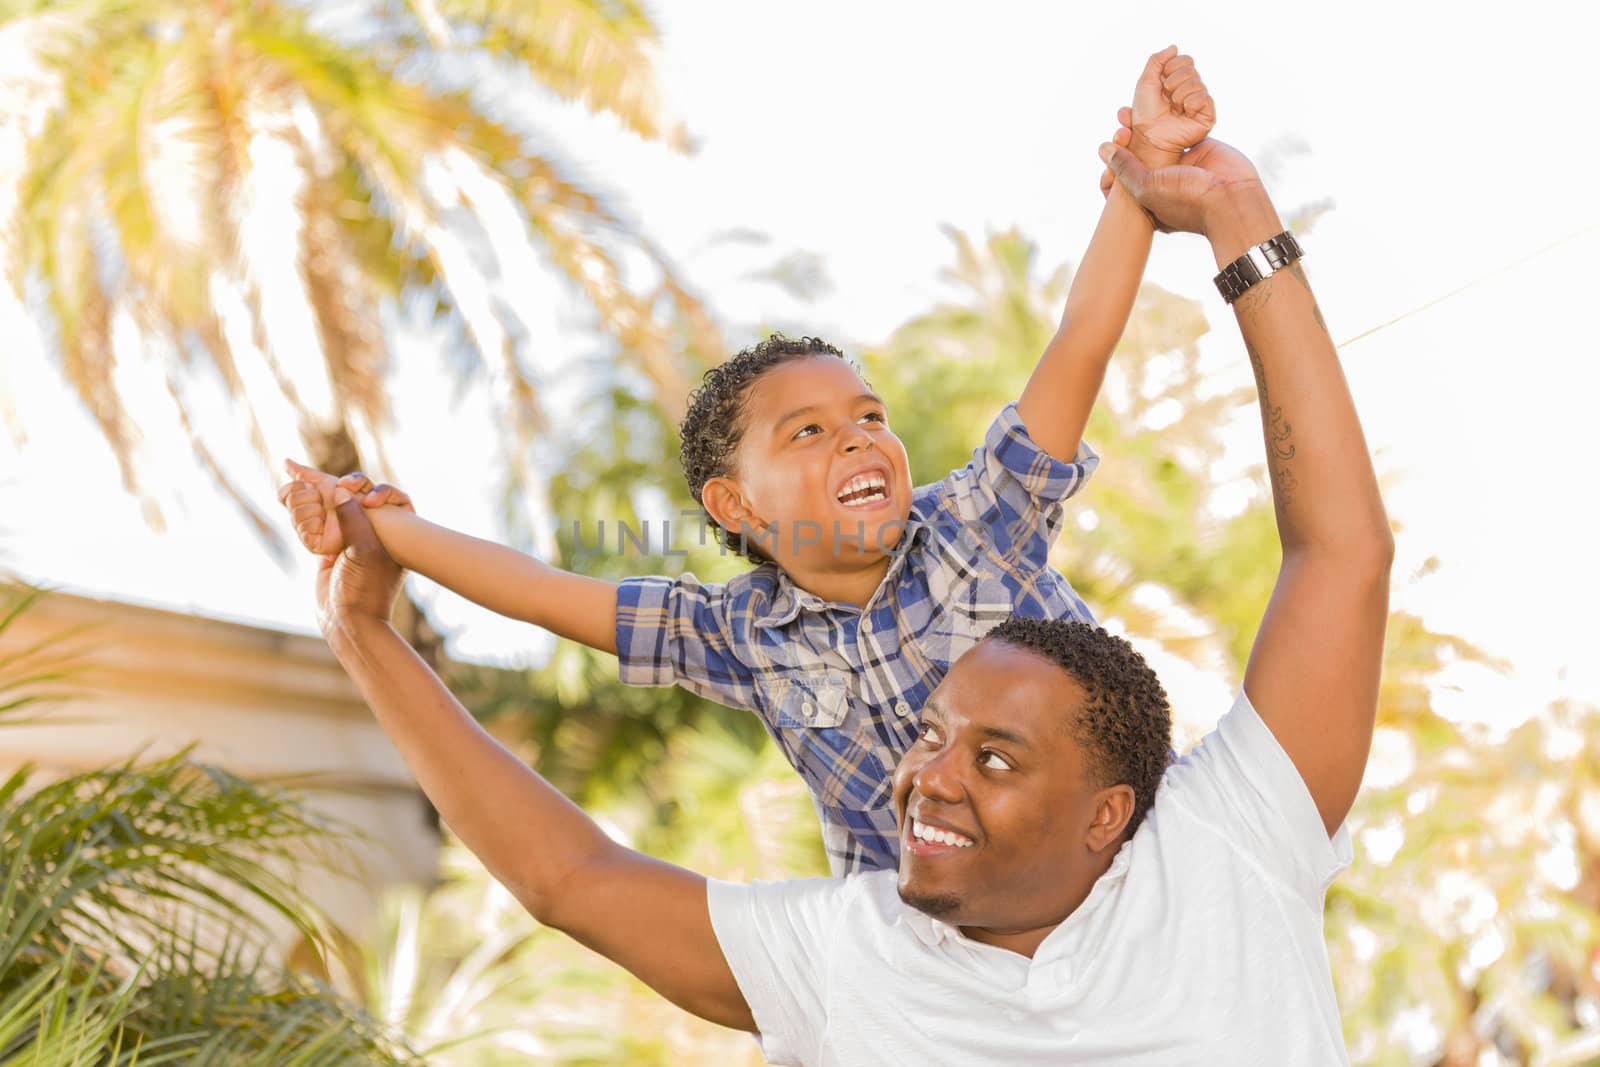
[679, 333, 852, 561]
[982, 617, 1172, 839]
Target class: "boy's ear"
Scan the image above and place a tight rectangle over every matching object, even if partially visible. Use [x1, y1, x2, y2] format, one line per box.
[702, 476, 766, 541]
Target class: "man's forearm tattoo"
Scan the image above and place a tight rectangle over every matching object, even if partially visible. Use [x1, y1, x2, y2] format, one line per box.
[1246, 339, 1298, 506]
[1284, 262, 1330, 337]
[1235, 261, 1330, 337]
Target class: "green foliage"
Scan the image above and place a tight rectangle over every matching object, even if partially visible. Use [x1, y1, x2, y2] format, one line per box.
[0, 580, 418, 1065]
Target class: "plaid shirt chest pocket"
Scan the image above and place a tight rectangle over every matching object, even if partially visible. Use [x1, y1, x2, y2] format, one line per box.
[761, 670, 895, 814]
[932, 573, 1015, 646]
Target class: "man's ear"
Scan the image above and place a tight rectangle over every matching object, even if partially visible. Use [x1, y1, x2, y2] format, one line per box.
[1086, 784, 1136, 853]
[702, 476, 766, 542]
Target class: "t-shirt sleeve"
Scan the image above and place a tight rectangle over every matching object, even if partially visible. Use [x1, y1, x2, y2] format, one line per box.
[927, 402, 1098, 570]
[705, 876, 845, 1067]
[614, 574, 761, 713]
[1165, 688, 1354, 903]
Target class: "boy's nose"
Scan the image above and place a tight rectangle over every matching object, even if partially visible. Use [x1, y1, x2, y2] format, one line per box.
[838, 424, 873, 452]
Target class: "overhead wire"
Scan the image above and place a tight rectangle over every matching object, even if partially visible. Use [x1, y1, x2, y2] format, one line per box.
[1335, 222, 1600, 349]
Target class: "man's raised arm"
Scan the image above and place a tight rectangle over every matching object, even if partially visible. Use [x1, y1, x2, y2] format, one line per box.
[1102, 139, 1393, 836]
[314, 496, 755, 1032]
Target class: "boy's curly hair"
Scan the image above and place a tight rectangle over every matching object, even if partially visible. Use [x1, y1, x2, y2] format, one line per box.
[679, 333, 852, 560]
[982, 617, 1173, 839]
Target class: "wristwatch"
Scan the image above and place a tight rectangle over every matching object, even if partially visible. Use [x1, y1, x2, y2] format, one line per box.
[1213, 231, 1304, 304]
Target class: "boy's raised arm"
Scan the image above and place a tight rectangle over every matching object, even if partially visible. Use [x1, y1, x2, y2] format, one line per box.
[1017, 47, 1215, 463]
[280, 463, 618, 654]
[316, 496, 754, 1030]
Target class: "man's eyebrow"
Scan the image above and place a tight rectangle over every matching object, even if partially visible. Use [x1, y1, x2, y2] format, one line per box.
[978, 724, 1031, 749]
[921, 701, 1026, 747]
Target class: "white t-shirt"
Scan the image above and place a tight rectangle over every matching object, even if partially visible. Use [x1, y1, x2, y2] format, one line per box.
[707, 689, 1354, 1066]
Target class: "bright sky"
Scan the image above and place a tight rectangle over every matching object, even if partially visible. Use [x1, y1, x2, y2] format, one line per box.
[2, 0, 1595, 731]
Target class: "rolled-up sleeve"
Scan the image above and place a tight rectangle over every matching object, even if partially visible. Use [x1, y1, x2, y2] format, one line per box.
[931, 402, 1099, 569]
[614, 574, 761, 713]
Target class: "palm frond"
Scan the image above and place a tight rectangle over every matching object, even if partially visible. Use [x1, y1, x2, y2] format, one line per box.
[119, 927, 419, 1067]
[0, 582, 92, 726]
[0, 752, 348, 974]
[427, 0, 683, 147]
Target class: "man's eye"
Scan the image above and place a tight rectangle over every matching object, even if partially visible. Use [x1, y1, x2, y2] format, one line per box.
[979, 750, 1012, 772]
[918, 722, 943, 745]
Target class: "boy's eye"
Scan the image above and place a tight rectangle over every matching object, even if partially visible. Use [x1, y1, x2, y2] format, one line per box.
[859, 410, 886, 425]
[790, 423, 822, 440]
[979, 750, 1013, 772]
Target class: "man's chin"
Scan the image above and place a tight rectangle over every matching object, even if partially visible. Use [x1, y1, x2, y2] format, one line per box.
[898, 884, 963, 920]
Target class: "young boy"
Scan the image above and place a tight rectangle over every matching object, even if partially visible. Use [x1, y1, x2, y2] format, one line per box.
[281, 48, 1215, 875]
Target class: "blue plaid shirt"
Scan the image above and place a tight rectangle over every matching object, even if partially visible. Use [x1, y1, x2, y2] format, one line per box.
[614, 403, 1098, 874]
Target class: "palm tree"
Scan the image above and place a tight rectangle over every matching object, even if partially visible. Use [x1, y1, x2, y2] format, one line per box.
[0, 578, 421, 1064]
[0, 0, 713, 597]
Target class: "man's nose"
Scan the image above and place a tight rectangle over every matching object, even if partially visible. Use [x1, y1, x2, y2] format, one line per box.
[913, 748, 964, 803]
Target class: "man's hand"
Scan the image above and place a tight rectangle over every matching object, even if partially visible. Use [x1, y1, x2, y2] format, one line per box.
[1098, 133, 1264, 236]
[278, 459, 413, 557]
[1129, 47, 1216, 163]
[313, 496, 405, 637]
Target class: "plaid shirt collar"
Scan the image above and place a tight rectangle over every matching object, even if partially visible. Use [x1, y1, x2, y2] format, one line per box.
[753, 516, 936, 630]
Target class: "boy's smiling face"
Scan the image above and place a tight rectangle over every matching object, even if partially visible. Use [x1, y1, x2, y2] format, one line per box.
[703, 356, 914, 571]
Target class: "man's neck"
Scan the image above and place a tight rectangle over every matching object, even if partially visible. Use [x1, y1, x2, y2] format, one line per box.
[956, 852, 1117, 959]
[958, 920, 1062, 960]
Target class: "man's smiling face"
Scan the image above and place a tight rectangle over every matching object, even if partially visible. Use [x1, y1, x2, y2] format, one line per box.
[891, 638, 1135, 953]
[717, 355, 914, 565]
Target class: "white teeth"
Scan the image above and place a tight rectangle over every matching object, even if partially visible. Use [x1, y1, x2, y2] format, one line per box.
[837, 472, 889, 505]
[911, 818, 973, 848]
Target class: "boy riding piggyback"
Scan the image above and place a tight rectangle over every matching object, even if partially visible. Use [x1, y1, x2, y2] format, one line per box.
[280, 47, 1216, 875]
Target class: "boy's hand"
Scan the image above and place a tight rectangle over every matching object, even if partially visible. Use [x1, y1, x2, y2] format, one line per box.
[278, 459, 414, 557]
[1128, 46, 1215, 165]
[1099, 118, 1135, 201]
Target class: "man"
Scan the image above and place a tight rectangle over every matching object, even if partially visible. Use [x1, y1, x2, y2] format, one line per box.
[304, 127, 1391, 1064]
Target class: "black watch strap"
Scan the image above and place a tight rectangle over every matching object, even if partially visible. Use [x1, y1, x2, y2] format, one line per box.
[1213, 231, 1304, 304]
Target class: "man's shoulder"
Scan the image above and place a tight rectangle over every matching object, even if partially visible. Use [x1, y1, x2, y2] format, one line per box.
[710, 869, 897, 938]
